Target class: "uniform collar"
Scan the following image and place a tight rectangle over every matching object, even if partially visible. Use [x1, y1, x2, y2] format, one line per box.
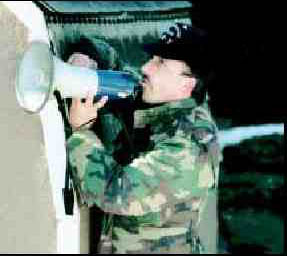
[134, 97, 198, 128]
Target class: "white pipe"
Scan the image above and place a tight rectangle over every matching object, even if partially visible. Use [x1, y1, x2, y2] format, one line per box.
[39, 99, 80, 254]
[218, 123, 284, 149]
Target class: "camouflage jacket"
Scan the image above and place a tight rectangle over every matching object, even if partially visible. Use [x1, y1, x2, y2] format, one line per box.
[67, 97, 221, 254]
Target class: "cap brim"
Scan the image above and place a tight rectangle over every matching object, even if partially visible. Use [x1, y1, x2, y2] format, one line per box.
[143, 42, 183, 60]
[143, 41, 210, 66]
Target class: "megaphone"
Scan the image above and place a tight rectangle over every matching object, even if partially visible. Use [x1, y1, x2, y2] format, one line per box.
[16, 41, 140, 113]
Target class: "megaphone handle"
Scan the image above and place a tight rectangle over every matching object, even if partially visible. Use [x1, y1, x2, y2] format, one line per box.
[63, 149, 74, 215]
[53, 91, 73, 137]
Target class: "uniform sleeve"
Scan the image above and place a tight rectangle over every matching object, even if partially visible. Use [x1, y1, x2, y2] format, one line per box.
[67, 128, 217, 216]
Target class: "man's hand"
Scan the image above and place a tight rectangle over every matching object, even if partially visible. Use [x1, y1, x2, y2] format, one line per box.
[67, 52, 98, 69]
[67, 52, 103, 130]
[69, 92, 108, 131]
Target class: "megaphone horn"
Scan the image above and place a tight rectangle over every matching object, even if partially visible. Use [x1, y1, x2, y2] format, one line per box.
[16, 41, 139, 113]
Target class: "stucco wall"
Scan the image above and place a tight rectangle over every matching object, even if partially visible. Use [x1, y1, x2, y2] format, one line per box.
[0, 2, 56, 253]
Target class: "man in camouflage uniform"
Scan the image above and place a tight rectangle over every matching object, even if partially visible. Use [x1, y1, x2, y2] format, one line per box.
[67, 23, 221, 254]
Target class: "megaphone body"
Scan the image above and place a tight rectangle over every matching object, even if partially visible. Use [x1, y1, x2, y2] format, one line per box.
[16, 41, 140, 113]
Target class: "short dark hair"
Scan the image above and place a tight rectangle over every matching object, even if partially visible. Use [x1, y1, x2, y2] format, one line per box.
[184, 59, 214, 105]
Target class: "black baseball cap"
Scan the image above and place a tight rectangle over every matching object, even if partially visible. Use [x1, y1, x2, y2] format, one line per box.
[143, 23, 212, 75]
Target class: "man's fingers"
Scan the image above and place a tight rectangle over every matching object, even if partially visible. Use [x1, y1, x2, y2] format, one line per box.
[95, 96, 108, 109]
[71, 94, 107, 110]
[68, 53, 92, 67]
[67, 55, 74, 64]
[71, 97, 82, 108]
[85, 91, 95, 108]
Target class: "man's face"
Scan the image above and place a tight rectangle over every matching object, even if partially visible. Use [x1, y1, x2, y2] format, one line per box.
[140, 55, 195, 103]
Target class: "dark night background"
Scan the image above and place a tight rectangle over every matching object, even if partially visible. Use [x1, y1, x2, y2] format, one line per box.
[190, 1, 284, 125]
[190, 2, 285, 254]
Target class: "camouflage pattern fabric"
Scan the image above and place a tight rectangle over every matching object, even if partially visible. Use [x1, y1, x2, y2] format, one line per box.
[67, 97, 221, 254]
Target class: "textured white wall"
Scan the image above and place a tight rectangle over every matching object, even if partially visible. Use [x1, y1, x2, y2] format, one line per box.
[0, 2, 56, 253]
[1, 1, 88, 253]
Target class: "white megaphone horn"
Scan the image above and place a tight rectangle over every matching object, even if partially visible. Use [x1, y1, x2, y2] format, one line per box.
[16, 41, 140, 113]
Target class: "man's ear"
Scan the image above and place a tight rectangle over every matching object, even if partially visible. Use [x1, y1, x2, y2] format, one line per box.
[182, 77, 196, 95]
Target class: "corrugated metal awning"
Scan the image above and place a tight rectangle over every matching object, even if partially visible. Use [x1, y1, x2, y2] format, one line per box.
[35, 1, 192, 14]
[34, 1, 193, 24]
[32, 1, 193, 69]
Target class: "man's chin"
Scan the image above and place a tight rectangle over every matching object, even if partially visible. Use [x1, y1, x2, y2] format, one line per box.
[142, 91, 168, 104]
[142, 96, 164, 104]
[142, 94, 155, 104]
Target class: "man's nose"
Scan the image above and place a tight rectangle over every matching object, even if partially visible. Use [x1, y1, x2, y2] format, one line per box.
[141, 59, 155, 75]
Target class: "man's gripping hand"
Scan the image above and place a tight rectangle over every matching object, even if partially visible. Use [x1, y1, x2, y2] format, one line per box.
[67, 53, 98, 69]
[69, 92, 108, 131]
[67, 52, 106, 131]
